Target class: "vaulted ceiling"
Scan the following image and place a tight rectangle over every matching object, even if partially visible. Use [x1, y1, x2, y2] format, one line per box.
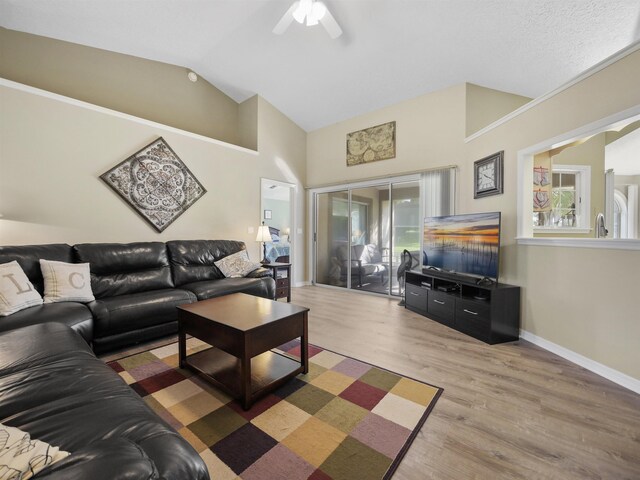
[1, 0, 639, 131]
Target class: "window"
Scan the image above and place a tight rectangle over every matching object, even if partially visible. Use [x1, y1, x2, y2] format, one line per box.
[533, 165, 591, 232]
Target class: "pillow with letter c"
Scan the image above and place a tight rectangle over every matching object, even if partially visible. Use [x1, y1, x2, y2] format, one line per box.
[40, 259, 95, 303]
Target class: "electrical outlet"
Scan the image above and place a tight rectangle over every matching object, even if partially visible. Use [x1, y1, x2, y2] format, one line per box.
[248, 226, 255, 234]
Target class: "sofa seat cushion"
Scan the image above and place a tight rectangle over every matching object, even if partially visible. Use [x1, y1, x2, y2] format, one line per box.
[0, 323, 208, 480]
[89, 289, 196, 338]
[181, 277, 274, 300]
[358, 263, 387, 276]
[0, 302, 93, 343]
[33, 439, 156, 480]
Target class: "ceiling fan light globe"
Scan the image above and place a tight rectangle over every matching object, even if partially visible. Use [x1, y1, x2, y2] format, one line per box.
[306, 15, 319, 26]
[293, 0, 312, 23]
[292, 8, 306, 23]
[311, 2, 327, 20]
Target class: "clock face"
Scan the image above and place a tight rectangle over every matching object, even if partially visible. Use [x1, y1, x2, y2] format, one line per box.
[477, 161, 496, 190]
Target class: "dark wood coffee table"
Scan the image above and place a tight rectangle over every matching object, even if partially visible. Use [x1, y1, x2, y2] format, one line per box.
[177, 293, 309, 410]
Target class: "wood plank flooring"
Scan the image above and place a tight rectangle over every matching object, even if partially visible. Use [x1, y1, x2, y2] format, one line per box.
[292, 286, 640, 480]
[101, 286, 640, 479]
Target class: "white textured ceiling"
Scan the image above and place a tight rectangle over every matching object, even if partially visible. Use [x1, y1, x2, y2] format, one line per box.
[1, 0, 639, 132]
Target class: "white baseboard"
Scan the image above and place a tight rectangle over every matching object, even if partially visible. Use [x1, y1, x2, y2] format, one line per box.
[293, 281, 311, 287]
[520, 330, 640, 394]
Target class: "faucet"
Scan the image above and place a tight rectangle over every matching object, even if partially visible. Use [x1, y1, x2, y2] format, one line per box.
[595, 213, 608, 238]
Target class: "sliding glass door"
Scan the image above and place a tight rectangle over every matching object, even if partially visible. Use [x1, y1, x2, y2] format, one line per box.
[349, 185, 390, 294]
[315, 190, 349, 287]
[313, 170, 454, 297]
[389, 181, 421, 296]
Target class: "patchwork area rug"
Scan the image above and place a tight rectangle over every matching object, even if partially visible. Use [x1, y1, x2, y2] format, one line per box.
[108, 338, 442, 480]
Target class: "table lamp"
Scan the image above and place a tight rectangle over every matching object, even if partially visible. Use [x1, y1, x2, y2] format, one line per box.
[255, 222, 272, 264]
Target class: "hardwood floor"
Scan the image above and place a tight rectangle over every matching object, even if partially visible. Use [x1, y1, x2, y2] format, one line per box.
[292, 286, 640, 480]
[101, 286, 639, 479]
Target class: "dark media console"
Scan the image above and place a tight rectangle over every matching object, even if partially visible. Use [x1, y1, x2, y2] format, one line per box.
[405, 269, 520, 344]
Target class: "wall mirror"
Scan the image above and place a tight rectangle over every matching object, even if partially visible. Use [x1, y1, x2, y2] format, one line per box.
[518, 106, 640, 245]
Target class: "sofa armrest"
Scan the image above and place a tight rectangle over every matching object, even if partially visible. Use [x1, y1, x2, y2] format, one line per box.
[246, 267, 272, 278]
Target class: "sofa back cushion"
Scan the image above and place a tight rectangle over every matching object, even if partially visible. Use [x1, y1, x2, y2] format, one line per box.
[360, 244, 383, 264]
[167, 240, 247, 286]
[73, 242, 173, 298]
[0, 244, 73, 295]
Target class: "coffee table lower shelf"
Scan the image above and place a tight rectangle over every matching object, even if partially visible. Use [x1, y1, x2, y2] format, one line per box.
[183, 346, 304, 403]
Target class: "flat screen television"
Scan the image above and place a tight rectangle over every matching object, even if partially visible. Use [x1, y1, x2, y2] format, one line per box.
[423, 212, 501, 281]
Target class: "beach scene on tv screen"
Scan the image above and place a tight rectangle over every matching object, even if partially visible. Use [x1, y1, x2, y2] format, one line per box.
[423, 212, 500, 279]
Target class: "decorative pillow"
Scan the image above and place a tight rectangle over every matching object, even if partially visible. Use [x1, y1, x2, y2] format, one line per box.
[0, 422, 70, 479]
[270, 233, 281, 243]
[214, 250, 261, 278]
[0, 261, 44, 317]
[40, 259, 95, 304]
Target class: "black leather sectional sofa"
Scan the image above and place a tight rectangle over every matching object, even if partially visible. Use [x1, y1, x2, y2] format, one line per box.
[0, 322, 210, 480]
[0, 239, 276, 479]
[0, 239, 275, 352]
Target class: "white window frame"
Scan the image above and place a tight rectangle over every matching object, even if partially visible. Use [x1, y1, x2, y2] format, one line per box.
[613, 189, 628, 239]
[515, 104, 640, 251]
[533, 164, 591, 234]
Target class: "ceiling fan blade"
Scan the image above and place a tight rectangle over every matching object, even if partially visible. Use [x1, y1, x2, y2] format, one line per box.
[319, 7, 342, 39]
[273, 1, 299, 35]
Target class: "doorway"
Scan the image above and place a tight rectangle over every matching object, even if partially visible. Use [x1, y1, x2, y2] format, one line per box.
[260, 178, 295, 271]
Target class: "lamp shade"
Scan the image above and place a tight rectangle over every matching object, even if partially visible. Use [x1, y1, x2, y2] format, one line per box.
[256, 225, 272, 242]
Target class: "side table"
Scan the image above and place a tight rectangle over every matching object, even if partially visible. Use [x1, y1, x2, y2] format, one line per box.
[263, 262, 291, 302]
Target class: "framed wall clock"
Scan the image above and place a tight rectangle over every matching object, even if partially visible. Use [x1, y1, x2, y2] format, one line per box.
[474, 151, 504, 199]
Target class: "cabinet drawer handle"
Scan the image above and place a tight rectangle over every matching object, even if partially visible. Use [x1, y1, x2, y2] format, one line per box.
[409, 292, 419, 296]
[433, 299, 445, 305]
[463, 309, 478, 315]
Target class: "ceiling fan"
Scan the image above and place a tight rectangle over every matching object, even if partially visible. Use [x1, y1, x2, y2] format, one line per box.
[273, 0, 343, 39]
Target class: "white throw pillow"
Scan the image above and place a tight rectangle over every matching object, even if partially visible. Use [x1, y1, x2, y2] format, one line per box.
[0, 261, 44, 317]
[0, 422, 70, 479]
[40, 259, 95, 304]
[214, 250, 261, 278]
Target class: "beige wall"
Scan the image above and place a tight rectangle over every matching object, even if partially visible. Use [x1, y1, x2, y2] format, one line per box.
[254, 97, 307, 284]
[465, 83, 532, 137]
[463, 50, 640, 379]
[306, 51, 640, 380]
[306, 84, 467, 187]
[0, 84, 307, 282]
[0, 28, 243, 146]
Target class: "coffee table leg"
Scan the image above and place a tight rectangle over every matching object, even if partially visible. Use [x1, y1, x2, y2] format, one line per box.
[301, 311, 309, 374]
[241, 351, 252, 411]
[178, 331, 186, 369]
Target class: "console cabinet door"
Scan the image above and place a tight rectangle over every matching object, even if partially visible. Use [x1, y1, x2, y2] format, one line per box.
[405, 284, 428, 313]
[428, 291, 455, 327]
[455, 299, 490, 340]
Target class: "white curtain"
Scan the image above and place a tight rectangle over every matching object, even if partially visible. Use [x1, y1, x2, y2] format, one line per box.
[421, 167, 456, 218]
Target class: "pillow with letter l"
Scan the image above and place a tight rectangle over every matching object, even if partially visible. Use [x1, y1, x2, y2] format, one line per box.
[0, 260, 44, 316]
[40, 259, 95, 303]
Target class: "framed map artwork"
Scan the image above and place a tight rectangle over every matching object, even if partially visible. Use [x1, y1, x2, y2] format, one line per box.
[100, 137, 206, 232]
[346, 121, 396, 166]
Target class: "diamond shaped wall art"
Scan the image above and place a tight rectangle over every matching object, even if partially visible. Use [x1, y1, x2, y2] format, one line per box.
[100, 137, 206, 232]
